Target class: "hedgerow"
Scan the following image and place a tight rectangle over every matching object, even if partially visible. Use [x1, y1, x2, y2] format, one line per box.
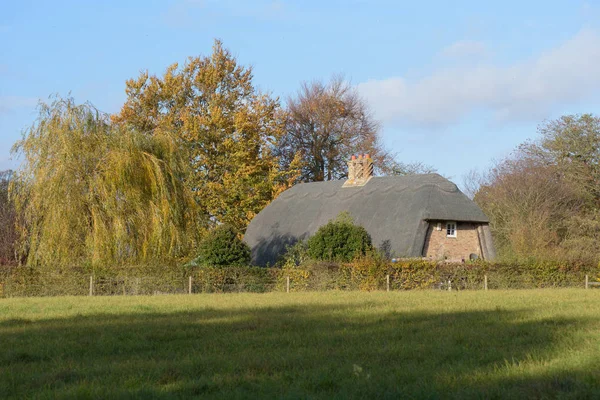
[1, 258, 598, 297]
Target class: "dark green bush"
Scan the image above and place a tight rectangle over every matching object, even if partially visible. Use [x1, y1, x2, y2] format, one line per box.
[193, 225, 251, 267]
[307, 212, 373, 262]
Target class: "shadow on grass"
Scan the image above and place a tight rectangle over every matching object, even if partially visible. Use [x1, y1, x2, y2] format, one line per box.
[1, 302, 599, 399]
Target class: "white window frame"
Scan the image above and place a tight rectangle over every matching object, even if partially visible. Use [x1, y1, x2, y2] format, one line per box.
[446, 221, 457, 238]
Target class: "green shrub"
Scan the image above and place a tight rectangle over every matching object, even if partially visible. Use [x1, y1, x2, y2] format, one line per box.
[277, 241, 311, 268]
[307, 212, 373, 262]
[193, 225, 251, 267]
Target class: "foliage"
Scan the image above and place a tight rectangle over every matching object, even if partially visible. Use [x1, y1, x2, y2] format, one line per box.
[10, 97, 200, 268]
[475, 114, 600, 262]
[0, 170, 17, 265]
[525, 114, 600, 205]
[385, 258, 596, 290]
[307, 212, 373, 262]
[276, 241, 311, 268]
[193, 266, 281, 292]
[192, 225, 251, 267]
[1, 257, 598, 298]
[475, 157, 582, 260]
[277, 258, 597, 292]
[276, 76, 400, 182]
[113, 40, 299, 231]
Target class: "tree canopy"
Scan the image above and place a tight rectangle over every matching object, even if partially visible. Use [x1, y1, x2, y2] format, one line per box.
[11, 97, 200, 268]
[113, 40, 298, 231]
[276, 76, 434, 182]
[18, 39, 600, 270]
[276, 77, 396, 182]
[474, 114, 600, 262]
[523, 114, 600, 206]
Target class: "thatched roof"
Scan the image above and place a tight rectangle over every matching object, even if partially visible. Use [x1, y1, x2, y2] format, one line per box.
[244, 174, 489, 266]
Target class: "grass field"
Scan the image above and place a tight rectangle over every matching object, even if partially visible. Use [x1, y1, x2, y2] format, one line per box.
[1, 290, 600, 399]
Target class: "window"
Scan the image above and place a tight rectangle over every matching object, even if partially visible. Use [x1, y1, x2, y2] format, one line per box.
[446, 222, 457, 238]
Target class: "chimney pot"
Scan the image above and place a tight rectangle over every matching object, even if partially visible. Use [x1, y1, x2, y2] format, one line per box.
[344, 151, 373, 187]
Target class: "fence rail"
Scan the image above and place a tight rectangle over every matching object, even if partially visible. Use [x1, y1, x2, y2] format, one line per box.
[1, 272, 598, 298]
[585, 274, 600, 290]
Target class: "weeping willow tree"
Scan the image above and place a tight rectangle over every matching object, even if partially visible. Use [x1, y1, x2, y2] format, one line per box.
[11, 97, 201, 268]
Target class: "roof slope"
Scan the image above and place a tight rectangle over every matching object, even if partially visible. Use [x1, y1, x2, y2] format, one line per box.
[244, 174, 489, 266]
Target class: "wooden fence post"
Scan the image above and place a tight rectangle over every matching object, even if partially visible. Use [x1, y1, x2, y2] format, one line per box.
[448, 280, 451, 292]
[386, 275, 390, 292]
[89, 275, 93, 296]
[286, 276, 290, 293]
[484, 275, 488, 291]
[189, 276, 192, 295]
[585, 274, 589, 290]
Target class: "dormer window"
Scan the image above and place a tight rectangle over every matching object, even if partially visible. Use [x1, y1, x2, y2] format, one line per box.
[446, 222, 457, 238]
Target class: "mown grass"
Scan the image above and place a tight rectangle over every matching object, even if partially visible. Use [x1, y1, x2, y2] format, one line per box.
[1, 290, 600, 399]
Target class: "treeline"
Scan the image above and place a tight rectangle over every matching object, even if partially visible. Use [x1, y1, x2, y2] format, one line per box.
[2, 39, 599, 270]
[2, 40, 429, 270]
[472, 115, 600, 263]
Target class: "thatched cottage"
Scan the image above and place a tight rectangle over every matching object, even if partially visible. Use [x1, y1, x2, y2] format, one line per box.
[244, 155, 495, 266]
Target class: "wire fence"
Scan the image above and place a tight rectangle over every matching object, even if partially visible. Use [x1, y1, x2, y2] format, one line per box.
[1, 271, 598, 298]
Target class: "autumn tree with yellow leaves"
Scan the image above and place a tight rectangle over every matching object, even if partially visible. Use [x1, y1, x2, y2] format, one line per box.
[112, 40, 298, 232]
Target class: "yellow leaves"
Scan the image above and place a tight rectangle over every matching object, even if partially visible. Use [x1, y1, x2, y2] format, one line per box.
[12, 97, 202, 268]
[112, 40, 299, 233]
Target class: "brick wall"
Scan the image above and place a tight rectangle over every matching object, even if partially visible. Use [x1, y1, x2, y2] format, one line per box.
[422, 221, 482, 261]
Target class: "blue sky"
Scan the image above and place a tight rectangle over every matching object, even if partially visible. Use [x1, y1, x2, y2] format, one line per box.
[2, 0, 600, 184]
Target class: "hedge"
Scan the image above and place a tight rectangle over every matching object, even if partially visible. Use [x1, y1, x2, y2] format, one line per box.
[1, 259, 598, 297]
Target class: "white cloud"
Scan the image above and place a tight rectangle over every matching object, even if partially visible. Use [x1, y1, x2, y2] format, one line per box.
[357, 29, 600, 128]
[440, 40, 487, 59]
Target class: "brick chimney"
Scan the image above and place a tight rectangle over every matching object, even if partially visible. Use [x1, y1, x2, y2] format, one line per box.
[343, 153, 373, 187]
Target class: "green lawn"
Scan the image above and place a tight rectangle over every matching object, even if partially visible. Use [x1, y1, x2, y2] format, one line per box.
[1, 290, 600, 399]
